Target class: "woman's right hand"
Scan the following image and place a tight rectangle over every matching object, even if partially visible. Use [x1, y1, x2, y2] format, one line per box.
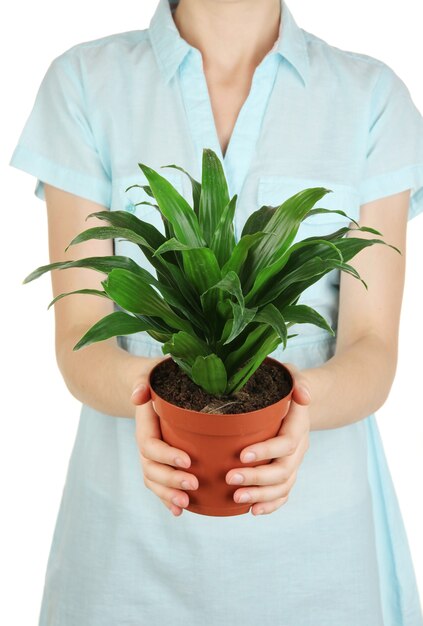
[131, 373, 199, 517]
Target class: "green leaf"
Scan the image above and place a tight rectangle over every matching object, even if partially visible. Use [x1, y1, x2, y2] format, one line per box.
[209, 194, 237, 267]
[336, 236, 402, 259]
[251, 256, 341, 309]
[168, 355, 194, 378]
[152, 237, 197, 257]
[270, 236, 400, 307]
[241, 187, 334, 292]
[133, 200, 159, 210]
[221, 301, 258, 345]
[253, 303, 288, 349]
[244, 237, 343, 306]
[64, 226, 154, 253]
[191, 354, 228, 395]
[198, 148, 231, 247]
[224, 324, 276, 374]
[151, 257, 206, 325]
[181, 248, 223, 328]
[240, 204, 278, 237]
[161, 331, 212, 366]
[145, 329, 173, 343]
[271, 256, 363, 311]
[73, 311, 152, 350]
[137, 162, 206, 247]
[303, 207, 359, 227]
[329, 259, 368, 289]
[352, 225, 383, 236]
[221, 231, 269, 279]
[23, 255, 148, 284]
[47, 288, 111, 310]
[160, 164, 202, 219]
[125, 183, 155, 198]
[84, 209, 167, 254]
[225, 330, 281, 395]
[83, 210, 208, 324]
[288, 230, 401, 273]
[22, 250, 204, 333]
[282, 304, 335, 336]
[102, 268, 193, 334]
[252, 230, 395, 310]
[201, 271, 257, 345]
[200, 270, 245, 312]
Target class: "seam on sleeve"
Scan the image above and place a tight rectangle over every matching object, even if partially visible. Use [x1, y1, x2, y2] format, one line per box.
[10, 143, 112, 208]
[358, 162, 423, 221]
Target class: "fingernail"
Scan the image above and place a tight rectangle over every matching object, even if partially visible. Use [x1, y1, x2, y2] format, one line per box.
[237, 493, 251, 503]
[131, 384, 146, 396]
[229, 473, 244, 485]
[299, 386, 311, 401]
[243, 452, 256, 462]
[172, 496, 185, 507]
[174, 457, 189, 468]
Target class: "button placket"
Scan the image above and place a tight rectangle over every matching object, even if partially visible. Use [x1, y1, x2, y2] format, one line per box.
[179, 48, 281, 242]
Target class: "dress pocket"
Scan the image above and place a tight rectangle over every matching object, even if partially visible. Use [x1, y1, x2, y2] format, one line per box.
[257, 175, 360, 242]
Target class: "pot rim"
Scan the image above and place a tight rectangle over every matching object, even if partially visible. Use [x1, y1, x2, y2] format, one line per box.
[148, 355, 294, 418]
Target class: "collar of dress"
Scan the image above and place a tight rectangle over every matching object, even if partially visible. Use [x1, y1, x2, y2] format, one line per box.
[148, 0, 310, 86]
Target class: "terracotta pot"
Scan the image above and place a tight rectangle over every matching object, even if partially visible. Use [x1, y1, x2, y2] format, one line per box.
[148, 356, 294, 517]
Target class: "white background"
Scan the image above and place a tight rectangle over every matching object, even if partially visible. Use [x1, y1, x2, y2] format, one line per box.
[1, 0, 422, 623]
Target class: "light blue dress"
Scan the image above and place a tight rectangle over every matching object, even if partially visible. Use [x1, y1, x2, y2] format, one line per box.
[9, 0, 423, 624]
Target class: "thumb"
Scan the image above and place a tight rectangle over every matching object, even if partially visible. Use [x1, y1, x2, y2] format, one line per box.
[134, 397, 163, 454]
[131, 378, 151, 406]
[283, 362, 311, 406]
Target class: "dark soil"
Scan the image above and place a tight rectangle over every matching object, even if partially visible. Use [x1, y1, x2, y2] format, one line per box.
[150, 357, 292, 414]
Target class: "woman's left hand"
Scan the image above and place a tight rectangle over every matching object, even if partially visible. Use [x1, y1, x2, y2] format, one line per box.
[225, 363, 312, 516]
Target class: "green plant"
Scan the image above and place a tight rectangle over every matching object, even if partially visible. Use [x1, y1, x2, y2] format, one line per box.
[23, 148, 400, 397]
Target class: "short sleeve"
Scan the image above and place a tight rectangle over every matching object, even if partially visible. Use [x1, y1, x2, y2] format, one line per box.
[9, 51, 111, 207]
[359, 63, 423, 221]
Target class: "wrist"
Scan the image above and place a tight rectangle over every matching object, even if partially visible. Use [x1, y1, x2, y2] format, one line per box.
[126, 353, 165, 388]
[300, 364, 335, 431]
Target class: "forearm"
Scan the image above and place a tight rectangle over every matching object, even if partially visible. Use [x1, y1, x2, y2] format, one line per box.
[302, 333, 397, 430]
[56, 326, 163, 418]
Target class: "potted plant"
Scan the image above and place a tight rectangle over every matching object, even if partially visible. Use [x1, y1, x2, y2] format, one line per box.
[23, 148, 400, 517]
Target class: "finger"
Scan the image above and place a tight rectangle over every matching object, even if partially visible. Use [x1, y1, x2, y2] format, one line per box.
[130, 357, 167, 406]
[131, 382, 151, 406]
[227, 456, 293, 487]
[238, 404, 308, 465]
[228, 432, 308, 488]
[143, 475, 190, 510]
[250, 471, 298, 515]
[283, 362, 311, 406]
[231, 470, 298, 507]
[247, 437, 308, 515]
[134, 401, 192, 469]
[278, 400, 310, 443]
[143, 457, 199, 492]
[292, 384, 311, 406]
[251, 495, 289, 516]
[159, 496, 183, 517]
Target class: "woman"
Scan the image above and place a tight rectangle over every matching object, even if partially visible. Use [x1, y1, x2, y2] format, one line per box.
[9, 0, 423, 624]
